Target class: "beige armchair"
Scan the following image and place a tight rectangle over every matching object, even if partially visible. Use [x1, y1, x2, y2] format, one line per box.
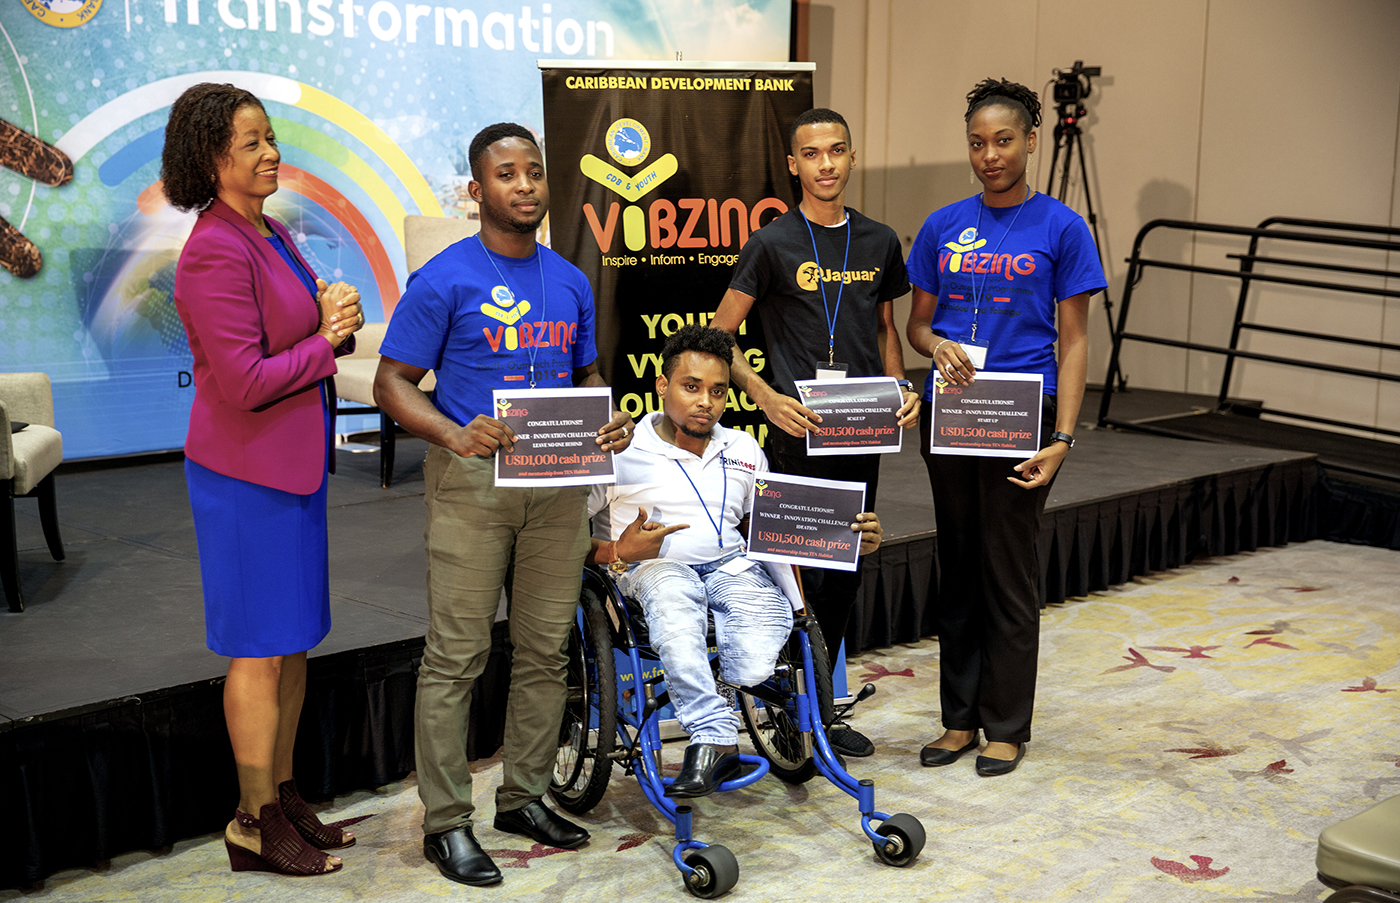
[334, 214, 473, 487]
[1, 372, 65, 612]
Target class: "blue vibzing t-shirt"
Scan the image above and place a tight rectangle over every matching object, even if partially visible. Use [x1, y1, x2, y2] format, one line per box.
[380, 237, 598, 426]
[906, 192, 1105, 399]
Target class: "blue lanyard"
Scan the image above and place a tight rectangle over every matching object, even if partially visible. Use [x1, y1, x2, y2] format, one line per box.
[478, 237, 548, 388]
[968, 186, 1030, 343]
[799, 209, 851, 366]
[674, 452, 727, 550]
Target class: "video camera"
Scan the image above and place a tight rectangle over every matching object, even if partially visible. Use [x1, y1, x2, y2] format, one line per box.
[1051, 61, 1100, 128]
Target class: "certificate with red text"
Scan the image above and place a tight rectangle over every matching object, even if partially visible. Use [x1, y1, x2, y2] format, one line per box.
[493, 387, 616, 486]
[796, 377, 903, 456]
[745, 473, 865, 572]
[929, 372, 1043, 458]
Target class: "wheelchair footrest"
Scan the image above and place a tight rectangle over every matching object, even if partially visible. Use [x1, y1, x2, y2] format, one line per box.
[716, 754, 770, 792]
[659, 753, 771, 796]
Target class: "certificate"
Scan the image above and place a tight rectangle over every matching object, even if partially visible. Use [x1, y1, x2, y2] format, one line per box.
[796, 377, 903, 456]
[745, 473, 866, 572]
[492, 387, 616, 486]
[929, 371, 1043, 458]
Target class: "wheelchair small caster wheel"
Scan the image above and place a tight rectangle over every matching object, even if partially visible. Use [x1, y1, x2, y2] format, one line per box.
[683, 845, 739, 898]
[873, 813, 925, 867]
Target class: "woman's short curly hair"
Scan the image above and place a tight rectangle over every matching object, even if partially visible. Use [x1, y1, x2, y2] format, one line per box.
[160, 83, 264, 213]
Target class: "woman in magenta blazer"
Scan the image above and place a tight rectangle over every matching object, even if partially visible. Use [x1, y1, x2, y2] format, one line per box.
[162, 82, 363, 877]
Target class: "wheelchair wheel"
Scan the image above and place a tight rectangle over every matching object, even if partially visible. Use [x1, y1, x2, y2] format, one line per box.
[873, 813, 925, 867]
[549, 591, 616, 814]
[683, 844, 739, 898]
[738, 617, 834, 784]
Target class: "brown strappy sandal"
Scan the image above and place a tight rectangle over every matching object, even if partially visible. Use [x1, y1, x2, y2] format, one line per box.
[225, 802, 342, 876]
[279, 779, 356, 850]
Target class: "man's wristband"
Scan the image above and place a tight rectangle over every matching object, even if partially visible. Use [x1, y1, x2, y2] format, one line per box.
[607, 540, 629, 575]
[1049, 431, 1075, 449]
[896, 378, 915, 393]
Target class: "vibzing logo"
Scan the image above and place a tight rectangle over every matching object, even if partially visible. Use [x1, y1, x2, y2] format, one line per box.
[754, 480, 781, 499]
[941, 225, 1036, 279]
[580, 117, 788, 255]
[479, 284, 578, 355]
[496, 399, 528, 418]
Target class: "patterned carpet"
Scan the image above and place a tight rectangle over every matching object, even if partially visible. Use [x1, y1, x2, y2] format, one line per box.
[7, 540, 1398, 902]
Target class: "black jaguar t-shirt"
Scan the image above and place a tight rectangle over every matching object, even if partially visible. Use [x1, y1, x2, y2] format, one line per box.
[729, 207, 910, 399]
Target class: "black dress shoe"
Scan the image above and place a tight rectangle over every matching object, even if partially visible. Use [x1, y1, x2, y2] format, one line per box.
[423, 826, 503, 886]
[975, 742, 1026, 777]
[493, 799, 590, 849]
[665, 743, 742, 799]
[920, 732, 980, 767]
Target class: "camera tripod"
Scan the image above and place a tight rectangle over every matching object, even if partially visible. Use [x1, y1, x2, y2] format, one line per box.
[1044, 77, 1127, 392]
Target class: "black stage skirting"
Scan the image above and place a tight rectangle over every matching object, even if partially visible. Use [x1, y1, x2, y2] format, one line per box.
[0, 414, 1374, 887]
[852, 450, 1320, 652]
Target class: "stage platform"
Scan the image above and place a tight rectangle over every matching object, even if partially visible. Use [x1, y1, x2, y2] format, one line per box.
[1092, 385, 1400, 549]
[0, 384, 1328, 886]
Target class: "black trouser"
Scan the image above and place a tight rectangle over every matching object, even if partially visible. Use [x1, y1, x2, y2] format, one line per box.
[918, 397, 1057, 744]
[765, 428, 881, 667]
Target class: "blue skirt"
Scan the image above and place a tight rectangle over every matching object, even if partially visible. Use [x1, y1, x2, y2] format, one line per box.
[185, 398, 332, 657]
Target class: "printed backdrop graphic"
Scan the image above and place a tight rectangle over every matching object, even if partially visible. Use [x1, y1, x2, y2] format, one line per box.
[540, 62, 814, 447]
[0, 1, 791, 458]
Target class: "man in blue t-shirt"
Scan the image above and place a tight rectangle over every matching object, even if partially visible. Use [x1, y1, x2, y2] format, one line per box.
[374, 123, 633, 888]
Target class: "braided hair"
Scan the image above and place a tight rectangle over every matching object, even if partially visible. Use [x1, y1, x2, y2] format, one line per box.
[160, 83, 264, 213]
[965, 78, 1041, 134]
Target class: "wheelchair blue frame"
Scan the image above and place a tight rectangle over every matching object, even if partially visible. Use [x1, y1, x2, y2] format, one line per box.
[568, 566, 923, 895]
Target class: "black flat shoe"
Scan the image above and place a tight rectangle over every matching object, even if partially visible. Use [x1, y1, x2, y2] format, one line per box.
[665, 743, 742, 799]
[424, 826, 502, 886]
[493, 799, 590, 849]
[920, 733, 980, 767]
[975, 743, 1026, 777]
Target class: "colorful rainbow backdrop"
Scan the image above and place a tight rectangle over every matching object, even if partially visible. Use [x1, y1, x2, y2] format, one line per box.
[58, 70, 442, 316]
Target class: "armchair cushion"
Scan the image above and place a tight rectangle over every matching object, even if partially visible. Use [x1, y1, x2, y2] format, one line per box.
[10, 424, 63, 495]
[0, 373, 63, 493]
[335, 321, 435, 409]
[0, 372, 55, 426]
[1317, 794, 1400, 892]
[335, 358, 380, 408]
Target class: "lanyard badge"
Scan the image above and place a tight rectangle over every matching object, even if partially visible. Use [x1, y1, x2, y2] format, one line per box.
[675, 453, 727, 550]
[799, 210, 851, 373]
[964, 186, 1032, 357]
[479, 238, 548, 388]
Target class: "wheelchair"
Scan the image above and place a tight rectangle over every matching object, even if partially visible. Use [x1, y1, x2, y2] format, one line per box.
[550, 564, 926, 898]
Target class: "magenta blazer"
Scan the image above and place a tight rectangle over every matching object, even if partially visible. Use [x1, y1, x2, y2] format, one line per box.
[174, 198, 353, 495]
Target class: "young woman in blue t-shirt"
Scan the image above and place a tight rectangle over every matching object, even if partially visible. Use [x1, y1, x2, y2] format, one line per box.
[905, 78, 1106, 777]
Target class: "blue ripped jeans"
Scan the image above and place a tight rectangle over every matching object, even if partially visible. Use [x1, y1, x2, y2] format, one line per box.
[617, 554, 794, 746]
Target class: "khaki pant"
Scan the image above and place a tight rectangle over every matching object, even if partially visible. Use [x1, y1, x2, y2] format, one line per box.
[414, 445, 590, 833]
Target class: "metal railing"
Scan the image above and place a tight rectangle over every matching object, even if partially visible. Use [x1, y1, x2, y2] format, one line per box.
[1097, 216, 1400, 441]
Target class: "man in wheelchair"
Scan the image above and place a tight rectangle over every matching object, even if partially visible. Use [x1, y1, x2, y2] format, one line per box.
[587, 324, 882, 799]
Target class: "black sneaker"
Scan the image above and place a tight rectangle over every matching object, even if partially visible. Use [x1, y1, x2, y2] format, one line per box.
[828, 723, 874, 757]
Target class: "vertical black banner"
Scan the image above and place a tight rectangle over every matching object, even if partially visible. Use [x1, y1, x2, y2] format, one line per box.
[540, 63, 814, 448]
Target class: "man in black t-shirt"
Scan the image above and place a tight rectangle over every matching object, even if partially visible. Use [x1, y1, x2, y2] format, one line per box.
[712, 107, 919, 758]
